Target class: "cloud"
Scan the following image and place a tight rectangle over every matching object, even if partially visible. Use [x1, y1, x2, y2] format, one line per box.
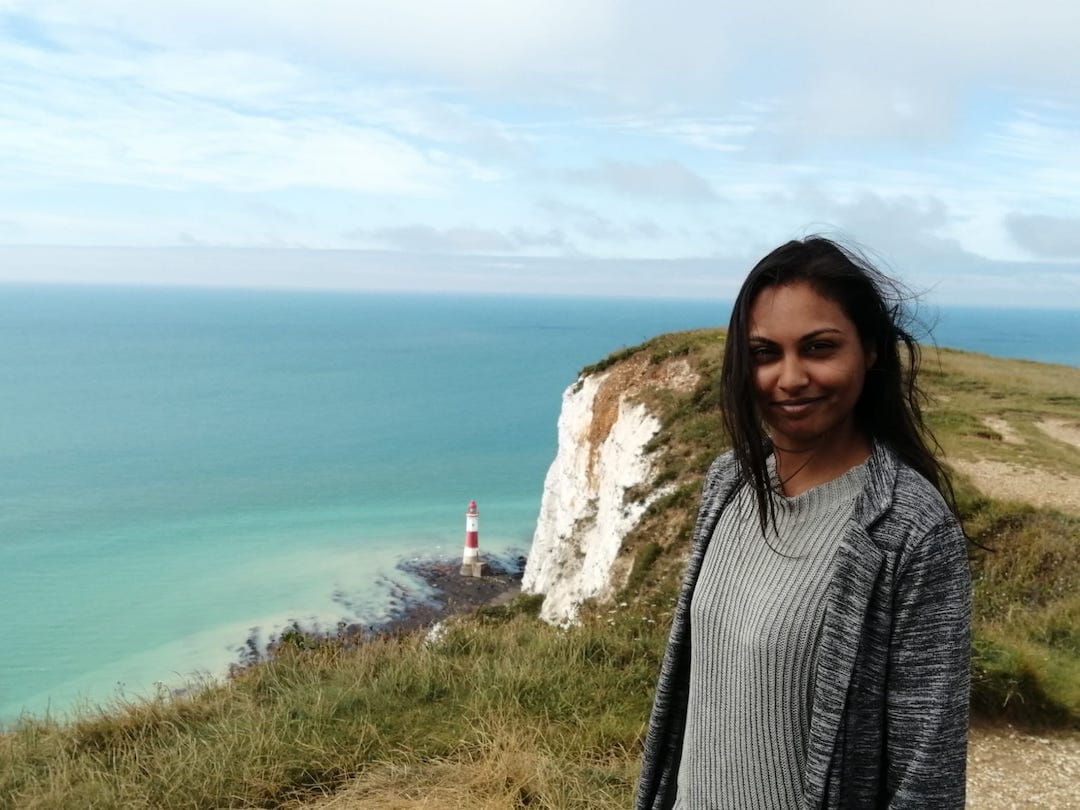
[536, 199, 619, 240]
[982, 105, 1080, 203]
[350, 225, 515, 253]
[779, 183, 965, 259]
[1, 244, 1076, 307]
[346, 224, 573, 254]
[1005, 213, 1080, 259]
[1, 1, 1079, 307]
[508, 227, 570, 250]
[563, 160, 717, 201]
[6, 0, 620, 88]
[350, 96, 532, 162]
[16, 1, 1080, 124]
[535, 198, 667, 243]
[828, 193, 954, 251]
[0, 29, 507, 195]
[0, 99, 455, 194]
[594, 113, 757, 152]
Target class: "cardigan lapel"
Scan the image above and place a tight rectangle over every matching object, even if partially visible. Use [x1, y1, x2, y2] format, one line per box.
[801, 443, 897, 809]
[802, 526, 885, 808]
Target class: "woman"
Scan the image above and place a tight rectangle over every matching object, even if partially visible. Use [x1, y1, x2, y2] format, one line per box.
[636, 238, 971, 809]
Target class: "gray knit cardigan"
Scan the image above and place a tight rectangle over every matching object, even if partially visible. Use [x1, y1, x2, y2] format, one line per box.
[636, 442, 972, 809]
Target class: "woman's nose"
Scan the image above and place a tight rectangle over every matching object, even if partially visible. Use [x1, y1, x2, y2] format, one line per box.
[778, 356, 809, 390]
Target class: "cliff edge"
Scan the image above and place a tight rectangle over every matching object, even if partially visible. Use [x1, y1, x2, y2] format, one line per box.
[522, 345, 701, 624]
[521, 330, 1080, 729]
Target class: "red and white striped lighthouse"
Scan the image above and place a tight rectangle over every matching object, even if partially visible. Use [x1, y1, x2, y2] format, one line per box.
[460, 499, 488, 577]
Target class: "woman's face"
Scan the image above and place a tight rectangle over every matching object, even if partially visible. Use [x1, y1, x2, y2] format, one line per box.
[747, 281, 876, 454]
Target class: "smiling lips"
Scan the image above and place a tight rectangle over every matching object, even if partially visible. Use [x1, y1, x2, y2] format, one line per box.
[771, 396, 826, 416]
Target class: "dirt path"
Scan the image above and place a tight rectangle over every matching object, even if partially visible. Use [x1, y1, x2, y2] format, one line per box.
[952, 457, 1080, 514]
[1036, 418, 1080, 451]
[968, 725, 1080, 808]
[953, 413, 1080, 515]
[957, 413, 1078, 806]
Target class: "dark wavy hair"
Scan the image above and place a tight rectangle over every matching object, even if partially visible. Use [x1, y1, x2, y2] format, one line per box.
[720, 236, 956, 535]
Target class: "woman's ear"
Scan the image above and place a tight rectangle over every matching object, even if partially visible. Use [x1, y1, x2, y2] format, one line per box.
[865, 344, 878, 370]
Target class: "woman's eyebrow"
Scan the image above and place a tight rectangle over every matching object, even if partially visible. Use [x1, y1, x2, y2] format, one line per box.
[800, 328, 845, 340]
[749, 327, 844, 343]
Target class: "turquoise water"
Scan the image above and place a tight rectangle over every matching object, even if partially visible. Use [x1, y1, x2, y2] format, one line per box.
[0, 286, 728, 724]
[0, 285, 1076, 725]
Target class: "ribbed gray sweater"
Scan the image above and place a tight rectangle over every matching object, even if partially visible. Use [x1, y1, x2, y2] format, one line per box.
[637, 443, 971, 810]
[673, 462, 868, 809]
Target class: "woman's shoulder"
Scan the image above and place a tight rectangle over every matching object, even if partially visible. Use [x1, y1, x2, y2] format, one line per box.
[862, 444, 964, 551]
[698, 450, 741, 502]
[704, 449, 739, 483]
[891, 461, 951, 509]
[706, 448, 737, 474]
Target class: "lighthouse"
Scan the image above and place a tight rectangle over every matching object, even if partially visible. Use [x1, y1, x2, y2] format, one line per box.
[460, 500, 489, 577]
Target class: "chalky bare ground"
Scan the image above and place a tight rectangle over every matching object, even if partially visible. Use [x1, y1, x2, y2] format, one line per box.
[961, 407, 1080, 807]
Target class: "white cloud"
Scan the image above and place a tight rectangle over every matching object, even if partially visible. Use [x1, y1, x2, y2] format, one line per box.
[563, 160, 718, 201]
[1005, 214, 1080, 259]
[347, 224, 574, 255]
[591, 113, 757, 153]
[351, 225, 514, 253]
[1, 2, 1079, 305]
[0, 41, 474, 195]
[13, 1, 1080, 113]
[0, 102, 454, 195]
[535, 198, 667, 244]
[7, 0, 619, 87]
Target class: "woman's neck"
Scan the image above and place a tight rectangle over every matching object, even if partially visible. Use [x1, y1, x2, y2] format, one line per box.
[772, 429, 873, 497]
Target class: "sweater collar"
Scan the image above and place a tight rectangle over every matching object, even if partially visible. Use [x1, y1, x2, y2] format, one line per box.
[851, 440, 900, 530]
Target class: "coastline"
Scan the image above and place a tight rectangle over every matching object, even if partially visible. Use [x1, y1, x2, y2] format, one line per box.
[238, 553, 528, 664]
[373, 554, 527, 637]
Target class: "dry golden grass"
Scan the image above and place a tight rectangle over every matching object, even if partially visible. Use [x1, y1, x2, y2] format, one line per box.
[300, 716, 635, 810]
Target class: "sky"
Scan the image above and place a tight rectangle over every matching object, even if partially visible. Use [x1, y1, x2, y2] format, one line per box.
[1, 1, 1079, 306]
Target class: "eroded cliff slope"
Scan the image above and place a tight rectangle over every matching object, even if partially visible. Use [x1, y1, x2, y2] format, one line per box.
[521, 344, 703, 624]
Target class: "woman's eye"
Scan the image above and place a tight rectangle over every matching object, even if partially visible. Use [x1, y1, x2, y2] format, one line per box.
[750, 346, 777, 361]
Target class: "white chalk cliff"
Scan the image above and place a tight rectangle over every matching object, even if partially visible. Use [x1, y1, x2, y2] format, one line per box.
[522, 353, 698, 624]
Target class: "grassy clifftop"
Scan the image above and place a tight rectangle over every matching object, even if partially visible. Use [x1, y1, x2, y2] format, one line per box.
[607, 330, 1080, 725]
[2, 331, 1077, 808]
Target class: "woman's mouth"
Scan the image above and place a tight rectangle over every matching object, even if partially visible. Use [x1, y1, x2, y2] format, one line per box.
[771, 397, 825, 416]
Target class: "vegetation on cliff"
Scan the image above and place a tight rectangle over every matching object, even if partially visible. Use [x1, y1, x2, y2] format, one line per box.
[1, 331, 1077, 808]
[607, 329, 1080, 727]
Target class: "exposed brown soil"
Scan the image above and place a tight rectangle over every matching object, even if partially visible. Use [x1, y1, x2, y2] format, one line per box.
[967, 724, 1080, 808]
[981, 416, 1025, 445]
[952, 457, 1080, 515]
[943, 411, 1080, 802]
[1037, 418, 1080, 451]
[585, 354, 698, 489]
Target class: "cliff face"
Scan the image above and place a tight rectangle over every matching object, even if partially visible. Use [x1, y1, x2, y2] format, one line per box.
[522, 352, 699, 624]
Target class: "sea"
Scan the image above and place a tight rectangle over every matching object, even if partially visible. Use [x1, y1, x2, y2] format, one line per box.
[1, 284, 1077, 727]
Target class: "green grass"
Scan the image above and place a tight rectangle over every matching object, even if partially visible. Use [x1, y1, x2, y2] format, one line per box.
[961, 486, 1080, 724]
[2, 332, 1078, 807]
[604, 333, 1080, 726]
[1, 603, 665, 809]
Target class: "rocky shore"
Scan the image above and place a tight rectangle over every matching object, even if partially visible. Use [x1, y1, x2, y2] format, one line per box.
[234, 554, 526, 666]
[374, 554, 526, 637]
